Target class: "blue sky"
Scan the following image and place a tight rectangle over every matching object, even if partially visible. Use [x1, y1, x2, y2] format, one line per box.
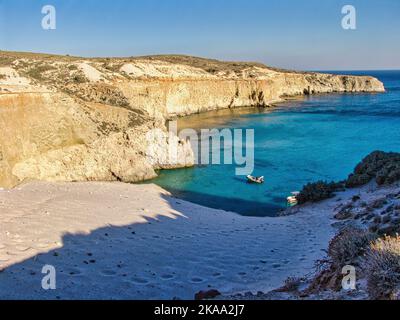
[0, 0, 399, 70]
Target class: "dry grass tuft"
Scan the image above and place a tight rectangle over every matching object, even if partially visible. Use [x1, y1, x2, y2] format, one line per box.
[364, 235, 400, 300]
[306, 228, 373, 294]
[329, 228, 373, 266]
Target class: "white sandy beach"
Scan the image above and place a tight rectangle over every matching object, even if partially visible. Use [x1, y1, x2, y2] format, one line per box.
[0, 181, 340, 300]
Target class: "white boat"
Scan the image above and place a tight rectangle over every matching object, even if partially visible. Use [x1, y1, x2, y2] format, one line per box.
[247, 175, 265, 184]
[287, 191, 300, 206]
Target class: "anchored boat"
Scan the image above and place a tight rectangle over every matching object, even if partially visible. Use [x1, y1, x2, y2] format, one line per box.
[247, 175, 265, 184]
[287, 191, 300, 207]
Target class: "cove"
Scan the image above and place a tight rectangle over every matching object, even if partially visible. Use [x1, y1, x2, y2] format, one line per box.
[151, 71, 400, 217]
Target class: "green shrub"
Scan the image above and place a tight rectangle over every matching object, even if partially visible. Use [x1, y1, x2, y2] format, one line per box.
[67, 64, 78, 71]
[25, 64, 56, 80]
[346, 151, 400, 187]
[72, 74, 87, 83]
[297, 181, 343, 204]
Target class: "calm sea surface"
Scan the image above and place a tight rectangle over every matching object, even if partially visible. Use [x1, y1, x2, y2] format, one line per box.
[151, 71, 400, 216]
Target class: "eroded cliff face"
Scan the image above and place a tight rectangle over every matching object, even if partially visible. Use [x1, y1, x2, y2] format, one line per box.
[113, 56, 384, 119]
[118, 73, 384, 119]
[0, 64, 194, 188]
[0, 52, 385, 188]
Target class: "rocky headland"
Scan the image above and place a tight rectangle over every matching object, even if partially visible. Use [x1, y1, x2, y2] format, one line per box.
[0, 51, 385, 188]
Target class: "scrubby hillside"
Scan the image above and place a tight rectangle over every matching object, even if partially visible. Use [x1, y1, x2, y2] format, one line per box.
[277, 151, 400, 300]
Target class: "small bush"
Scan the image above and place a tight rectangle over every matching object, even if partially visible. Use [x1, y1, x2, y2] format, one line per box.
[72, 74, 87, 83]
[0, 55, 15, 67]
[297, 181, 343, 204]
[25, 64, 56, 80]
[306, 228, 372, 293]
[67, 64, 78, 71]
[328, 228, 372, 266]
[364, 235, 400, 300]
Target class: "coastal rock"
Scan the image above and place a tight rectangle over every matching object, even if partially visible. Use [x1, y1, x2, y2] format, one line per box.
[371, 199, 388, 209]
[195, 289, 221, 300]
[334, 208, 353, 220]
[0, 90, 193, 188]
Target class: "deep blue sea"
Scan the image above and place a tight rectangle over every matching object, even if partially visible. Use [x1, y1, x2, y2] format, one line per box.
[151, 71, 400, 216]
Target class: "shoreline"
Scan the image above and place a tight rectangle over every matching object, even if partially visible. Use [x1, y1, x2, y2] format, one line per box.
[0, 180, 336, 300]
[0, 51, 385, 189]
[2, 179, 398, 300]
[174, 87, 387, 127]
[0, 52, 394, 300]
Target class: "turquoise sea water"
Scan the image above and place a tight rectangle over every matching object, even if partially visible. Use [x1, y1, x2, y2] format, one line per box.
[152, 71, 400, 216]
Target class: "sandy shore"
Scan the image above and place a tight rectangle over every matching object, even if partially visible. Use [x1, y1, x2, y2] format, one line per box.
[0, 181, 338, 300]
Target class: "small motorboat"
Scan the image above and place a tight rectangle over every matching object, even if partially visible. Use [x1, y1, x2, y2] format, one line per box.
[287, 196, 298, 205]
[287, 191, 300, 207]
[247, 175, 265, 184]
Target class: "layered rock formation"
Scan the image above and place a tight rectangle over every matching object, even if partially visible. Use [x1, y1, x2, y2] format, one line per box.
[0, 52, 385, 188]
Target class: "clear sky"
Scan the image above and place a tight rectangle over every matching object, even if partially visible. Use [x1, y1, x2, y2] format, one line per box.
[0, 0, 399, 70]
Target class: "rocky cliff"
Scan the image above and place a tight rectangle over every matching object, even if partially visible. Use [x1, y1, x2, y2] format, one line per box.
[0, 52, 385, 188]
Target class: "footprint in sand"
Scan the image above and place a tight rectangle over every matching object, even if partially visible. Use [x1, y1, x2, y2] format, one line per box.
[0, 254, 10, 262]
[35, 243, 51, 249]
[15, 245, 32, 252]
[190, 277, 205, 283]
[100, 270, 117, 276]
[130, 277, 149, 285]
[160, 274, 175, 280]
[67, 268, 82, 276]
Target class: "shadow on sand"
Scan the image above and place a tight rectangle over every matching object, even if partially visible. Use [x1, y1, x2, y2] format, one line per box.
[0, 191, 273, 300]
